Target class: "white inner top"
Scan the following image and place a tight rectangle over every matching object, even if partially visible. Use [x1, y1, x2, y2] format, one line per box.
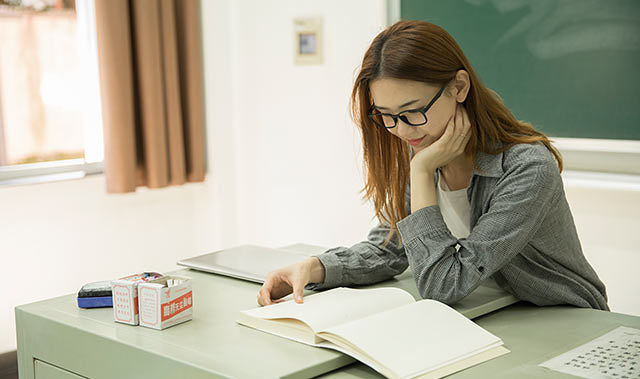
[436, 170, 471, 240]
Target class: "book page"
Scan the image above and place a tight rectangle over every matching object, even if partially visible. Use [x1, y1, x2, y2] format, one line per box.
[240, 287, 415, 332]
[319, 299, 503, 379]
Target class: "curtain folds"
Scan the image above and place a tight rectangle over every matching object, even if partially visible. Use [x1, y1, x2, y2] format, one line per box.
[94, 0, 205, 193]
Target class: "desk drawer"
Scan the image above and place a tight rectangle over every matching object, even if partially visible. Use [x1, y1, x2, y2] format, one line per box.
[35, 359, 85, 379]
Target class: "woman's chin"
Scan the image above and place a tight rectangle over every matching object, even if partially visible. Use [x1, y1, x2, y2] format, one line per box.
[412, 141, 432, 153]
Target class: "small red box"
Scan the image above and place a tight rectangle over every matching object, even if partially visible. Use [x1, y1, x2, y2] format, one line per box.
[138, 275, 193, 330]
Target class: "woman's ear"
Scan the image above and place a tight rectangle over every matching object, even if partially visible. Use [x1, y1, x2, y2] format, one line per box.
[453, 70, 470, 103]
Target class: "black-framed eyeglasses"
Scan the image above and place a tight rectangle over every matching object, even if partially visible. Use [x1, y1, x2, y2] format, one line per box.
[368, 84, 447, 129]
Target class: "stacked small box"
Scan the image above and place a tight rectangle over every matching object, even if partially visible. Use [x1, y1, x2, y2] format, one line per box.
[138, 275, 193, 330]
[111, 272, 163, 325]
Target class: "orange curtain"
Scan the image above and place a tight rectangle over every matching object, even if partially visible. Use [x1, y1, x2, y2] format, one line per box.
[94, 0, 205, 193]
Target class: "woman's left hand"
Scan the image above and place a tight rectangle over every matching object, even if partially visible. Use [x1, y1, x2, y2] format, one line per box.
[410, 103, 472, 174]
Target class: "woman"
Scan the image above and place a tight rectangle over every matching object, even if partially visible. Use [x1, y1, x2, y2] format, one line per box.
[257, 20, 609, 310]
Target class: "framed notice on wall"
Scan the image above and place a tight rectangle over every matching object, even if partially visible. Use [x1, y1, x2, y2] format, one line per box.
[294, 17, 323, 65]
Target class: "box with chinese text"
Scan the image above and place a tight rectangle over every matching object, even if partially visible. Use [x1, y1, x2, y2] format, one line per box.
[138, 275, 193, 330]
[111, 272, 163, 325]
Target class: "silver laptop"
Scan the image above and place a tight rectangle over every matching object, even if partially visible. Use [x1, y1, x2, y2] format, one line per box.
[177, 244, 313, 283]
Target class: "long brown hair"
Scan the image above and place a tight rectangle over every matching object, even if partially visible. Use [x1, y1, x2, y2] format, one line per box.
[351, 20, 563, 247]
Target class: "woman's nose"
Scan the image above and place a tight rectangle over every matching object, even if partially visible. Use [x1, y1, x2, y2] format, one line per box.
[395, 118, 415, 139]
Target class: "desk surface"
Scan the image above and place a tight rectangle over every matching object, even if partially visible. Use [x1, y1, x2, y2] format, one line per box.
[16, 244, 636, 379]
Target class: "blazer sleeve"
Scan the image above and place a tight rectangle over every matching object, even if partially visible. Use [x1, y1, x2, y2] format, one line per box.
[396, 155, 562, 305]
[304, 185, 411, 291]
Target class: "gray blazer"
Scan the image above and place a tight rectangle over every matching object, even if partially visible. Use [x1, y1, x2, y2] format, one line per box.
[305, 141, 609, 311]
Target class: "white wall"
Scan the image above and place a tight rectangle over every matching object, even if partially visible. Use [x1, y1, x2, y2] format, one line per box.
[225, 0, 387, 247]
[1, 0, 638, 356]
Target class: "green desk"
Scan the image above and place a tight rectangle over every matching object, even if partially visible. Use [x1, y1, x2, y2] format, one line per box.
[16, 244, 636, 378]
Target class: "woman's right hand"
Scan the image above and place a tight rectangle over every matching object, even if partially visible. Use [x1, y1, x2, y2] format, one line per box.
[257, 257, 324, 306]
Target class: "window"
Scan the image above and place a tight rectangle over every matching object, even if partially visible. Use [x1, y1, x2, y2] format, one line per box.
[0, 0, 103, 185]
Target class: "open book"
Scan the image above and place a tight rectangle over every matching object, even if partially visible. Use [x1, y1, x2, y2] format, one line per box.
[236, 287, 509, 379]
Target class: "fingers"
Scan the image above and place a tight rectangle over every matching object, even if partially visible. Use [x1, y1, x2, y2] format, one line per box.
[257, 287, 284, 306]
[257, 277, 274, 306]
[257, 264, 310, 307]
[454, 104, 464, 136]
[461, 104, 471, 133]
[461, 106, 472, 145]
[454, 104, 471, 151]
[293, 283, 305, 304]
[257, 280, 305, 306]
[258, 272, 285, 306]
[441, 110, 456, 142]
[282, 275, 305, 304]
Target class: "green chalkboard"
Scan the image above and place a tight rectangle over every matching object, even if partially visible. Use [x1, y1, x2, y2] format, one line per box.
[401, 0, 640, 140]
